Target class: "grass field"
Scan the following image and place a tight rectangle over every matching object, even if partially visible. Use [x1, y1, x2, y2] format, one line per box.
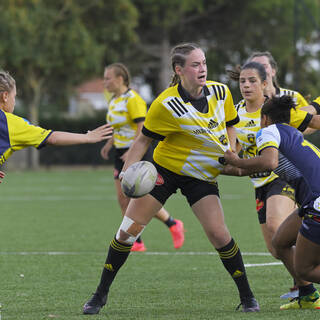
[0, 168, 317, 319]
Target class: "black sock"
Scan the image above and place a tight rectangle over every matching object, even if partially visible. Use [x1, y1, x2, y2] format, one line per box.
[164, 216, 176, 228]
[136, 236, 142, 243]
[97, 237, 132, 295]
[299, 283, 316, 297]
[217, 238, 253, 299]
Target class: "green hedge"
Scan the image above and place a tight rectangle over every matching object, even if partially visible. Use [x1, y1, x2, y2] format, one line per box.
[39, 113, 115, 166]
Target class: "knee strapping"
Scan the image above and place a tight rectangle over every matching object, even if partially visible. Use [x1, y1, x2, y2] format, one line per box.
[116, 216, 145, 245]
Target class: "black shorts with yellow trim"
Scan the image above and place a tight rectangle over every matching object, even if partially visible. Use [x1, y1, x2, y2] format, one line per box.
[114, 146, 154, 179]
[255, 177, 295, 224]
[149, 162, 219, 207]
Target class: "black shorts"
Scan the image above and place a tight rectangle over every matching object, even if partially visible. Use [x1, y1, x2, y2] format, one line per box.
[255, 178, 295, 224]
[149, 162, 220, 207]
[114, 146, 154, 179]
[300, 216, 320, 245]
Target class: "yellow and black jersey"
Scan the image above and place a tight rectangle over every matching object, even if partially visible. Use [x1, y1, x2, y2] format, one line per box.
[311, 96, 320, 114]
[106, 89, 146, 149]
[142, 81, 239, 182]
[276, 87, 308, 108]
[276, 87, 311, 131]
[0, 110, 52, 165]
[235, 100, 278, 188]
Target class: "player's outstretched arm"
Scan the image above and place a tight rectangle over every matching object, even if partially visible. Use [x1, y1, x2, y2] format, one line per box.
[47, 124, 113, 146]
[224, 148, 278, 172]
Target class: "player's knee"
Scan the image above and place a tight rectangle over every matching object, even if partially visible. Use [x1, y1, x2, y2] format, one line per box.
[116, 216, 145, 245]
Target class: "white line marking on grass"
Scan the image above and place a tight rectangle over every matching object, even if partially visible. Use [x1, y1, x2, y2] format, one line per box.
[0, 251, 272, 256]
[0, 195, 117, 201]
[244, 262, 283, 267]
[0, 251, 282, 268]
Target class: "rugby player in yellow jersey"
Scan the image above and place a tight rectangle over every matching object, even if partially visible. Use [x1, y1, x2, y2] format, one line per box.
[226, 61, 320, 304]
[0, 71, 113, 170]
[100, 63, 185, 251]
[83, 43, 259, 315]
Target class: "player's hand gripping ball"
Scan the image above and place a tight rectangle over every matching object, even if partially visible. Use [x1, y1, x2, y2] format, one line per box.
[121, 161, 158, 198]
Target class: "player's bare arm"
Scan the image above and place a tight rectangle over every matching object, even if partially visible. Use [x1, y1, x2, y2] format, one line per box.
[47, 124, 113, 145]
[122, 133, 153, 173]
[224, 148, 278, 172]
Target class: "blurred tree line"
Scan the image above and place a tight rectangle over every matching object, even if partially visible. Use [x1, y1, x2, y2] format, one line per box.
[0, 0, 319, 166]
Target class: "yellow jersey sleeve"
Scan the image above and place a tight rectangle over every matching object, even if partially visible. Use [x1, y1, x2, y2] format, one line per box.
[0, 111, 52, 164]
[296, 92, 308, 108]
[224, 86, 238, 125]
[127, 91, 147, 121]
[7, 113, 52, 150]
[144, 94, 180, 139]
[289, 108, 312, 132]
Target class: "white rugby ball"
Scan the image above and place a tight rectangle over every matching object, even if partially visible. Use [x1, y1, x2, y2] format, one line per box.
[121, 161, 158, 198]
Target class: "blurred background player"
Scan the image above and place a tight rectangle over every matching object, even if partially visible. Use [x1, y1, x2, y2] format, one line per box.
[0, 70, 113, 168]
[83, 43, 259, 315]
[223, 95, 320, 310]
[100, 62, 185, 251]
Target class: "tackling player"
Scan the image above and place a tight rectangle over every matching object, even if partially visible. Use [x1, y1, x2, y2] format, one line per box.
[223, 95, 320, 310]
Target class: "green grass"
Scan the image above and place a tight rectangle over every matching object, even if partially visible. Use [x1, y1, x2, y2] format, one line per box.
[0, 168, 317, 319]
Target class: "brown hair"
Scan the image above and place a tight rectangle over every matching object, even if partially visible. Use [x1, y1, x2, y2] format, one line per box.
[247, 51, 280, 88]
[105, 63, 131, 87]
[169, 43, 201, 87]
[0, 70, 15, 93]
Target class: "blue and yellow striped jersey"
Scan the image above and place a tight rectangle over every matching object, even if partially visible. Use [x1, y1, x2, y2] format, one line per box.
[0, 110, 52, 164]
[142, 81, 238, 182]
[256, 123, 320, 208]
[106, 89, 146, 149]
[235, 97, 312, 188]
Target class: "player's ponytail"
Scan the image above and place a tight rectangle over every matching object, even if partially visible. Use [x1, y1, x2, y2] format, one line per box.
[261, 95, 296, 124]
[169, 43, 200, 87]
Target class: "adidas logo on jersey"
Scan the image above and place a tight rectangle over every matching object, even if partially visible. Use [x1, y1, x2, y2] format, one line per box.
[244, 120, 256, 127]
[208, 119, 218, 129]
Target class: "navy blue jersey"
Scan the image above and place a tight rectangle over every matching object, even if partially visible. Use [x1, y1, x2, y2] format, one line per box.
[256, 123, 320, 211]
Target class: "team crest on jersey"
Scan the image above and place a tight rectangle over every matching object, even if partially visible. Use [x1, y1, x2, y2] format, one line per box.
[219, 135, 228, 146]
[313, 196, 320, 212]
[244, 120, 256, 127]
[208, 119, 219, 129]
[155, 173, 164, 186]
[247, 133, 255, 144]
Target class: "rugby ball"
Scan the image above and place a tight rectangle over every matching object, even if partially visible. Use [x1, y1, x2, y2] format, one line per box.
[121, 161, 158, 198]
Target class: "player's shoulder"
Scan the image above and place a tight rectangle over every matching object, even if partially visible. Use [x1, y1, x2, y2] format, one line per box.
[279, 87, 299, 97]
[235, 99, 245, 111]
[206, 80, 230, 91]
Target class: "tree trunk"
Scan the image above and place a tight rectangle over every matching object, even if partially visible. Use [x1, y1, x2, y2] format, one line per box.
[27, 77, 43, 169]
[158, 36, 171, 93]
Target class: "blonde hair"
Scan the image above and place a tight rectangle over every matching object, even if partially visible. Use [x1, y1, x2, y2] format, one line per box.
[169, 43, 200, 87]
[105, 63, 131, 87]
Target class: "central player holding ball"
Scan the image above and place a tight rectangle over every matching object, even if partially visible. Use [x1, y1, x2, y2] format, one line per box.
[83, 43, 259, 315]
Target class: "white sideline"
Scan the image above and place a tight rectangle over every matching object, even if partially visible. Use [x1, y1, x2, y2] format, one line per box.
[0, 251, 282, 267]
